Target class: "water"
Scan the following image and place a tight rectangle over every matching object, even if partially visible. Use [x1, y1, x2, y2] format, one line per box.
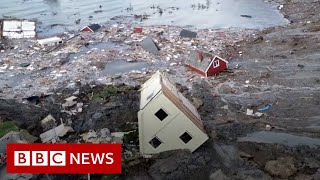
[238, 131, 320, 148]
[103, 59, 149, 75]
[0, 0, 287, 36]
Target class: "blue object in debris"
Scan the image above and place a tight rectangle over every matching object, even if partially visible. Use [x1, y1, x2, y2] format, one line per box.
[257, 104, 273, 113]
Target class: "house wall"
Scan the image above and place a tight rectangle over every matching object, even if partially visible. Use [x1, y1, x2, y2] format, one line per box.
[138, 93, 209, 157]
[185, 64, 206, 76]
[206, 58, 228, 76]
[139, 93, 180, 155]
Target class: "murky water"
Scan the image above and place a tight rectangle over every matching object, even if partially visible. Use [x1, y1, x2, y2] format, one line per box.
[0, 0, 287, 36]
[68, 41, 126, 60]
[103, 59, 149, 75]
[238, 131, 320, 148]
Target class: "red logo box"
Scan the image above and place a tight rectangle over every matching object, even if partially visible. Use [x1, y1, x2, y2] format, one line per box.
[6, 144, 122, 174]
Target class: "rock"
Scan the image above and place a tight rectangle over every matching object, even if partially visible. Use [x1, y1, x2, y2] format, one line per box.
[295, 174, 313, 180]
[235, 169, 272, 180]
[192, 97, 203, 109]
[265, 157, 297, 178]
[312, 169, 320, 180]
[209, 169, 228, 180]
[0, 99, 48, 135]
[64, 96, 77, 102]
[265, 124, 272, 131]
[100, 128, 110, 137]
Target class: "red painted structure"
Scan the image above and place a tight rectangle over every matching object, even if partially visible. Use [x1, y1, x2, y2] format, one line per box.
[186, 51, 229, 77]
[81, 27, 93, 32]
[80, 24, 101, 32]
[134, 27, 143, 33]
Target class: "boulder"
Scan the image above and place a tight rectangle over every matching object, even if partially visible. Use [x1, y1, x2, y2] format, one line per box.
[209, 169, 228, 180]
[265, 157, 297, 178]
[192, 97, 204, 109]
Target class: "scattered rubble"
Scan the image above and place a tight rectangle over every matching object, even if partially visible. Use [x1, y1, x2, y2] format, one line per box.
[40, 122, 74, 143]
[80, 128, 132, 144]
[0, 131, 37, 180]
[41, 114, 57, 131]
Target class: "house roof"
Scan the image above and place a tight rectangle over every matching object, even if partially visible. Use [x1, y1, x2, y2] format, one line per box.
[140, 71, 206, 132]
[88, 24, 101, 31]
[185, 50, 214, 72]
[37, 36, 62, 45]
[186, 50, 229, 73]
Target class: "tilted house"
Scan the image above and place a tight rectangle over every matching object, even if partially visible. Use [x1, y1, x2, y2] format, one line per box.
[80, 24, 101, 32]
[138, 71, 209, 157]
[37, 36, 63, 47]
[186, 50, 229, 77]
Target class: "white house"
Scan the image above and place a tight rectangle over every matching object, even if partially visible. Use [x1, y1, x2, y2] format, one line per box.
[1, 20, 36, 39]
[37, 36, 63, 47]
[138, 71, 209, 157]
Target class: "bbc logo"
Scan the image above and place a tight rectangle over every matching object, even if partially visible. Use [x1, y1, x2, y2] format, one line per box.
[14, 151, 66, 166]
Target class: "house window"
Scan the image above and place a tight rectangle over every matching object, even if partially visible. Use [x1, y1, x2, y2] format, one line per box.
[149, 137, 162, 149]
[179, 132, 193, 144]
[155, 108, 168, 121]
[213, 60, 220, 68]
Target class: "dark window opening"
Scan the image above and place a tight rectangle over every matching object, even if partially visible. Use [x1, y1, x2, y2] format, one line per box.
[213, 60, 220, 68]
[180, 132, 193, 144]
[155, 109, 168, 121]
[149, 137, 162, 148]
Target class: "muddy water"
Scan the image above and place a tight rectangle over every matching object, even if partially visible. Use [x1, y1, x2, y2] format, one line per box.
[103, 59, 149, 75]
[238, 131, 320, 147]
[1, 0, 287, 36]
